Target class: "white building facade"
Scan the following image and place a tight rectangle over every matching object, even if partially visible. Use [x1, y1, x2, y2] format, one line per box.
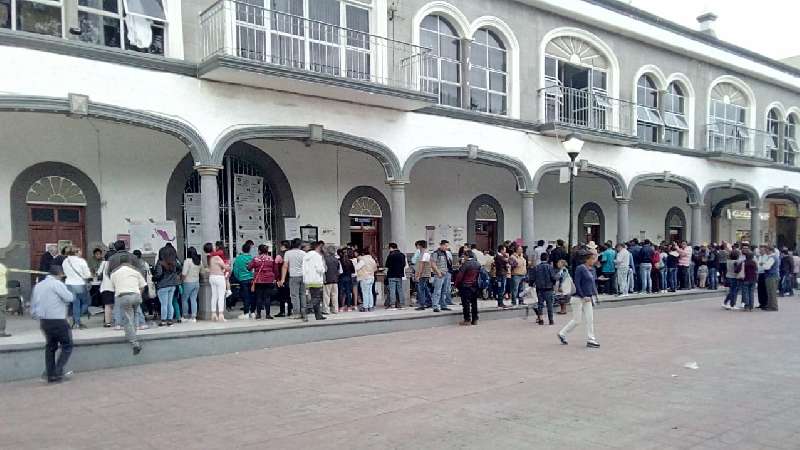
[2, 0, 800, 288]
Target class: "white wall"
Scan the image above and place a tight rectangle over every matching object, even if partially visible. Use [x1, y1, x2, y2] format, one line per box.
[535, 173, 618, 244]
[250, 139, 389, 245]
[0, 113, 189, 248]
[405, 158, 521, 243]
[629, 183, 691, 243]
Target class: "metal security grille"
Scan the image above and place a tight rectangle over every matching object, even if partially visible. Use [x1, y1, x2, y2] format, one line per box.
[182, 155, 276, 258]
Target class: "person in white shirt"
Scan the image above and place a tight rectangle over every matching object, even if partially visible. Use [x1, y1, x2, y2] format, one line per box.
[614, 243, 631, 297]
[109, 263, 146, 355]
[62, 246, 92, 329]
[301, 241, 327, 321]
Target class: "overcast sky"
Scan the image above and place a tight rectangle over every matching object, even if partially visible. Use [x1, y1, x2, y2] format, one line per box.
[629, 0, 800, 60]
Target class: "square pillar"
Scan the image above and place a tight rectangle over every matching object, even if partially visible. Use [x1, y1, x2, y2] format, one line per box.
[521, 191, 535, 256]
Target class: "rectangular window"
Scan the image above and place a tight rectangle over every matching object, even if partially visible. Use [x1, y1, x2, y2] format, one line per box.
[58, 208, 81, 223]
[122, 0, 163, 20]
[76, 0, 122, 49]
[1, 0, 12, 28]
[16, 0, 63, 37]
[31, 207, 55, 222]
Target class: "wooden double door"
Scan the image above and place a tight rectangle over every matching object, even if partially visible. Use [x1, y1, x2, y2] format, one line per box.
[28, 205, 86, 270]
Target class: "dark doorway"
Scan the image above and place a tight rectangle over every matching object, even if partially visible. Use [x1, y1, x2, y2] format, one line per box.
[29, 205, 85, 269]
[776, 217, 797, 250]
[474, 220, 497, 252]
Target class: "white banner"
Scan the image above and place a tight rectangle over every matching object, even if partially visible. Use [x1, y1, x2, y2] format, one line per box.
[129, 220, 177, 254]
[284, 217, 300, 240]
[234, 174, 267, 249]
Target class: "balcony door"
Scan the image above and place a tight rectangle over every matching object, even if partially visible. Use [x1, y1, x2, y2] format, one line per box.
[545, 55, 608, 129]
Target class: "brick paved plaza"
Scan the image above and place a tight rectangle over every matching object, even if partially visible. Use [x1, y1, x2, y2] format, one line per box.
[2, 295, 799, 450]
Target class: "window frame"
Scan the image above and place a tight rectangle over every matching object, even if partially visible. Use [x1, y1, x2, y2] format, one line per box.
[2, 0, 168, 55]
[468, 27, 507, 116]
[420, 13, 462, 108]
[636, 74, 663, 144]
[663, 82, 688, 147]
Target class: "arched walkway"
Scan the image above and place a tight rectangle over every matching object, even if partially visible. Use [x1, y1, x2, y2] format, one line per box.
[628, 173, 700, 244]
[703, 181, 762, 245]
[0, 95, 209, 163]
[401, 146, 532, 191]
[210, 125, 402, 181]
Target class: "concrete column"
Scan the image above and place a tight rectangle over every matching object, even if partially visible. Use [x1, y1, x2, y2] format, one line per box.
[750, 206, 761, 246]
[388, 180, 408, 252]
[691, 204, 703, 245]
[521, 191, 536, 256]
[459, 38, 472, 109]
[616, 198, 630, 244]
[196, 165, 221, 321]
[197, 165, 221, 247]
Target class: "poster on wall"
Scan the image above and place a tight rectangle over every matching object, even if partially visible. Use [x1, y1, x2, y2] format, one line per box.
[284, 217, 300, 240]
[183, 193, 202, 225]
[185, 223, 203, 249]
[425, 225, 436, 248]
[234, 174, 267, 249]
[129, 220, 177, 254]
[452, 226, 464, 248]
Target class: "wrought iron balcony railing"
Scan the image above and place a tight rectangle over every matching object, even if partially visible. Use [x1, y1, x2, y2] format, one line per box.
[538, 85, 635, 135]
[200, 0, 435, 94]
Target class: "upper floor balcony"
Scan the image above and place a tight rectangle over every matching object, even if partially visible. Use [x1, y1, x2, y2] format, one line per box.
[704, 123, 797, 167]
[199, 0, 437, 110]
[536, 86, 637, 146]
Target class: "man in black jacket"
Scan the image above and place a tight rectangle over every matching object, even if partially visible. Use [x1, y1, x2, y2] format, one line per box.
[385, 242, 407, 309]
[549, 240, 567, 265]
[532, 252, 559, 325]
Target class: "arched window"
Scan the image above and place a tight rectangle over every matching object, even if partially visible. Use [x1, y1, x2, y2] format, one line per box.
[475, 203, 498, 221]
[349, 196, 383, 217]
[469, 28, 507, 115]
[785, 113, 798, 166]
[767, 108, 782, 162]
[664, 82, 689, 147]
[708, 83, 749, 154]
[420, 14, 462, 107]
[543, 36, 609, 129]
[578, 202, 604, 244]
[636, 74, 662, 143]
[664, 207, 686, 243]
[26, 176, 87, 205]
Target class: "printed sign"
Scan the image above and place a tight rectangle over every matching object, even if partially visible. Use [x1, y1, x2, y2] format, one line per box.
[129, 221, 177, 254]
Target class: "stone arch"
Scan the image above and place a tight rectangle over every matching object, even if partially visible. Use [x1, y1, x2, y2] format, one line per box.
[628, 172, 701, 205]
[664, 206, 687, 242]
[0, 94, 209, 164]
[167, 142, 298, 252]
[401, 147, 532, 192]
[701, 180, 761, 208]
[469, 16, 521, 118]
[2, 162, 103, 292]
[466, 194, 504, 248]
[339, 186, 391, 254]
[761, 187, 800, 206]
[210, 125, 401, 181]
[532, 162, 626, 199]
[578, 202, 605, 244]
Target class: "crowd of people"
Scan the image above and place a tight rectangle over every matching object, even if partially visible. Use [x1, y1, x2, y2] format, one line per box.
[17, 233, 797, 383]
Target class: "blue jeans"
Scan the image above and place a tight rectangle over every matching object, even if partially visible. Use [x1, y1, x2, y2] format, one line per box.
[182, 282, 199, 318]
[741, 281, 755, 310]
[431, 274, 449, 310]
[725, 278, 739, 307]
[239, 279, 254, 314]
[158, 286, 176, 321]
[67, 285, 90, 325]
[511, 275, 525, 305]
[780, 274, 794, 296]
[668, 268, 678, 291]
[659, 267, 668, 291]
[339, 276, 354, 307]
[387, 278, 405, 307]
[536, 289, 555, 323]
[639, 263, 652, 293]
[495, 277, 508, 306]
[708, 268, 719, 290]
[360, 279, 375, 309]
[416, 277, 431, 307]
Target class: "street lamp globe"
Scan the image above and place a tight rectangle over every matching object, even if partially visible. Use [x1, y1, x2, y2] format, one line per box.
[562, 134, 584, 160]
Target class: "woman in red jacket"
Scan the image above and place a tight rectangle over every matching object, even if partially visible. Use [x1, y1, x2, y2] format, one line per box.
[248, 244, 282, 319]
